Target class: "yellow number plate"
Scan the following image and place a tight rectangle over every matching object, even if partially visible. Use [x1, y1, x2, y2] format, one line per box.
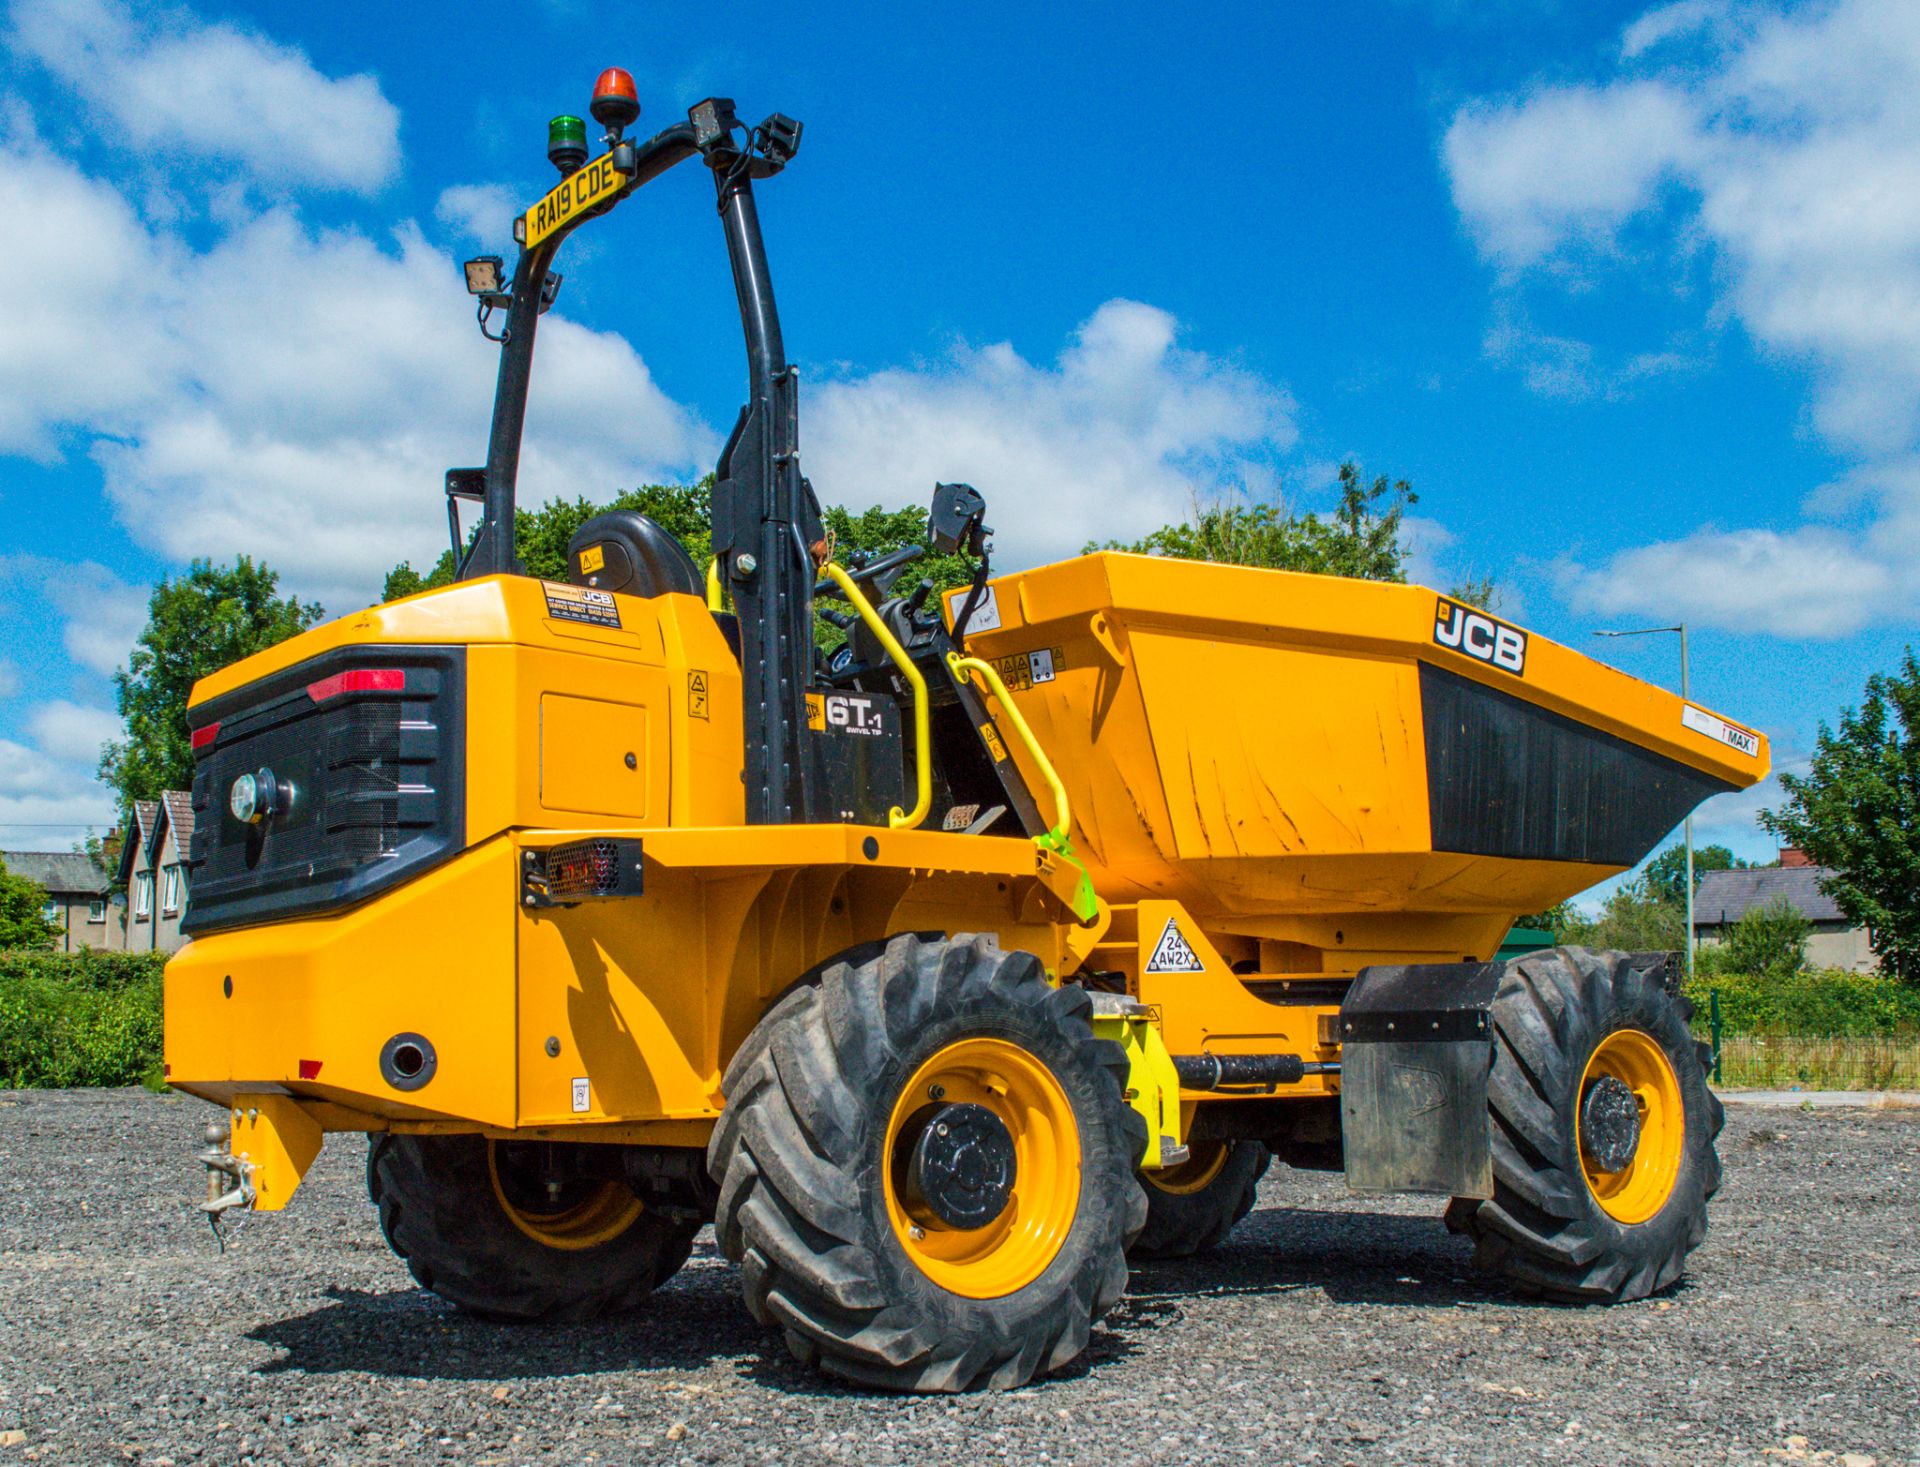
[522, 152, 630, 249]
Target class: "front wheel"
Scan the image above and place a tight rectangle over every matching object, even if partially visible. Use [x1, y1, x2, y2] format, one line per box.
[706, 934, 1147, 1392]
[1445, 947, 1722, 1302]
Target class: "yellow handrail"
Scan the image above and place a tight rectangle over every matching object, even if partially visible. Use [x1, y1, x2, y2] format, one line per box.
[945, 652, 1071, 846]
[822, 563, 932, 831]
[705, 557, 727, 612]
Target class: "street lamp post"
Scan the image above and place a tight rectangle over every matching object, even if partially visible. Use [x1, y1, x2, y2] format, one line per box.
[1594, 624, 1694, 981]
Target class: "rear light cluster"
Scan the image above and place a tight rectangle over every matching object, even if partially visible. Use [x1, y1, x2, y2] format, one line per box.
[308, 668, 406, 703]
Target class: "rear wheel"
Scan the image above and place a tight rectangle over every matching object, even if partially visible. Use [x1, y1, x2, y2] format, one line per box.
[368, 1134, 697, 1322]
[706, 934, 1147, 1392]
[1128, 1139, 1270, 1259]
[1445, 947, 1722, 1301]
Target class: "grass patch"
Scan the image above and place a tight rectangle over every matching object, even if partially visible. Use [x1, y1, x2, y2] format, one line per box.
[0, 951, 166, 1088]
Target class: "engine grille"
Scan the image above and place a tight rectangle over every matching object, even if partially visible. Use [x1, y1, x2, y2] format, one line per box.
[183, 646, 466, 935]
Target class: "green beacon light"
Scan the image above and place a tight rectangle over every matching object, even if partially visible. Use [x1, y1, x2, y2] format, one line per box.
[547, 114, 588, 176]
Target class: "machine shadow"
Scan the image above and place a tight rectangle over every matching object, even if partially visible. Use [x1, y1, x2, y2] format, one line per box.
[1123, 1202, 1514, 1313]
[248, 1253, 758, 1382]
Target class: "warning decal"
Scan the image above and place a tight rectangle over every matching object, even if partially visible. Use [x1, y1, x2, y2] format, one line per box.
[1145, 917, 1206, 974]
[688, 670, 710, 720]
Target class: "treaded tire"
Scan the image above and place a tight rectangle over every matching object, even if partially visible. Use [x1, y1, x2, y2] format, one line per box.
[1445, 946, 1723, 1302]
[706, 933, 1148, 1392]
[1129, 1140, 1271, 1259]
[367, 1134, 697, 1322]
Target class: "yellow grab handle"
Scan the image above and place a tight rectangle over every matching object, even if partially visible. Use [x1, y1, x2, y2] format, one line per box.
[705, 557, 727, 612]
[946, 651, 1071, 846]
[822, 563, 932, 831]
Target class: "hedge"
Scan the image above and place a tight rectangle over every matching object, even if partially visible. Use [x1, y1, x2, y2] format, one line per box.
[1683, 967, 1920, 1038]
[0, 950, 166, 1088]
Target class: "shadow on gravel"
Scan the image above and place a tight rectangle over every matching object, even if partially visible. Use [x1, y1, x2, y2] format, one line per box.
[248, 1279, 761, 1381]
[1123, 1204, 1515, 1313]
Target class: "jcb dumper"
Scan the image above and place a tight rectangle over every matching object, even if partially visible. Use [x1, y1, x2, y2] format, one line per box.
[165, 68, 1769, 1392]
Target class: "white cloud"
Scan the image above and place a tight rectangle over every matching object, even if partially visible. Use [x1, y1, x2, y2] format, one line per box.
[25, 699, 120, 766]
[0, 735, 115, 844]
[0, 556, 147, 676]
[0, 137, 715, 607]
[435, 183, 521, 250]
[1561, 524, 1890, 638]
[1444, 81, 1701, 269]
[0, 660, 16, 698]
[9, 0, 400, 193]
[0, 140, 176, 458]
[805, 300, 1296, 566]
[1445, 0, 1920, 637]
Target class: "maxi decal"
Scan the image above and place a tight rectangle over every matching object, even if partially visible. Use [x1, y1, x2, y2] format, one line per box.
[1433, 597, 1526, 676]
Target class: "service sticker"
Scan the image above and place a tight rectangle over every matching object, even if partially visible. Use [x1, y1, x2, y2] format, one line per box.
[543, 581, 621, 628]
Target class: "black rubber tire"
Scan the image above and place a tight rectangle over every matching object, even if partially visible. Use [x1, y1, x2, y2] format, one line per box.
[367, 1134, 697, 1323]
[1129, 1140, 1271, 1259]
[706, 934, 1148, 1392]
[1445, 947, 1723, 1302]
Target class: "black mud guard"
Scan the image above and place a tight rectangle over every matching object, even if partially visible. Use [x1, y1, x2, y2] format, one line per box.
[1338, 960, 1504, 1199]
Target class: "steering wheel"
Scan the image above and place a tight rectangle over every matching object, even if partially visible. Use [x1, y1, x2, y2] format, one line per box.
[816, 543, 924, 599]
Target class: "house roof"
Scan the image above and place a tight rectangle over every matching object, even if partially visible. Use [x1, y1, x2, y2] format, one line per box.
[1694, 866, 1848, 927]
[152, 790, 196, 863]
[116, 801, 160, 882]
[1, 850, 110, 896]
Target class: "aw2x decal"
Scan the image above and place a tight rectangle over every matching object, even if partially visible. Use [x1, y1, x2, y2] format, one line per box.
[1433, 597, 1527, 676]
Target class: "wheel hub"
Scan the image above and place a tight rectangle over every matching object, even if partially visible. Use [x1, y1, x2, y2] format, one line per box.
[900, 1102, 1016, 1230]
[1579, 1074, 1642, 1173]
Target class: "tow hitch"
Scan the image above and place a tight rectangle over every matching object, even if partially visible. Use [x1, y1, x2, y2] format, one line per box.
[193, 1095, 323, 1249]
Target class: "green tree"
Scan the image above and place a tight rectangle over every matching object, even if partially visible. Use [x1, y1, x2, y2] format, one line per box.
[99, 558, 324, 810]
[1643, 842, 1746, 907]
[1718, 897, 1810, 979]
[0, 859, 60, 951]
[1559, 878, 1685, 952]
[1762, 649, 1920, 983]
[1088, 462, 1416, 581]
[1514, 901, 1578, 939]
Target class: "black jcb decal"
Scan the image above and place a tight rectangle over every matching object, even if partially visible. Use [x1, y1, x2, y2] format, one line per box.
[1433, 597, 1527, 676]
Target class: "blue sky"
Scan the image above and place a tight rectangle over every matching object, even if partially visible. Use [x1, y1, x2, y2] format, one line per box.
[2, 0, 1914, 893]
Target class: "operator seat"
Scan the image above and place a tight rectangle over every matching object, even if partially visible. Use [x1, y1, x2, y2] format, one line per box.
[566, 510, 740, 660]
[566, 511, 704, 598]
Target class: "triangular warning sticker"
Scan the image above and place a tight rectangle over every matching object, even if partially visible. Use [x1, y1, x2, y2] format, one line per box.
[1145, 917, 1205, 974]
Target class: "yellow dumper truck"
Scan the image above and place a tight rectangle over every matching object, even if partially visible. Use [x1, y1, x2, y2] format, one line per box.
[165, 70, 1769, 1392]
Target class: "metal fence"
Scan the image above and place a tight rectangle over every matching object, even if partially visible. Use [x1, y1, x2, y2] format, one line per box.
[1699, 988, 1920, 1090]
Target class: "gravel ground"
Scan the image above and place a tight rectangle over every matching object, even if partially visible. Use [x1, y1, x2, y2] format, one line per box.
[1, 1089, 1916, 1466]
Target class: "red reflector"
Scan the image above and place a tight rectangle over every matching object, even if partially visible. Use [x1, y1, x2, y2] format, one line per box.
[190, 722, 220, 751]
[307, 668, 405, 702]
[298, 1059, 323, 1080]
[163, 1063, 171, 1076]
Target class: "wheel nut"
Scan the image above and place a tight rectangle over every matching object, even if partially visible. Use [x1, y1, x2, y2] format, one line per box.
[929, 1084, 946, 1100]
[908, 1225, 925, 1241]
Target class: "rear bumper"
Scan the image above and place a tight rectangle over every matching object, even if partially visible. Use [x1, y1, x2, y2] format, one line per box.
[165, 836, 520, 1126]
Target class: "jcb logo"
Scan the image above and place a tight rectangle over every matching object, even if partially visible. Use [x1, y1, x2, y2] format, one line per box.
[1433, 597, 1527, 676]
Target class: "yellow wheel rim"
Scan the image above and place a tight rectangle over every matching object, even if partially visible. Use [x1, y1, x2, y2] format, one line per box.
[884, 1037, 1081, 1300]
[1579, 1029, 1684, 1225]
[1146, 1139, 1230, 1197]
[487, 1142, 644, 1251]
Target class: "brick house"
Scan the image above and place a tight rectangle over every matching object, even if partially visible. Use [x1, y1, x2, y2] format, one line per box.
[1, 850, 119, 952]
[117, 792, 196, 953]
[1693, 847, 1877, 974]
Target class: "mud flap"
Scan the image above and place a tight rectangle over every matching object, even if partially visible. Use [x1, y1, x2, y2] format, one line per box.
[1339, 961, 1503, 1198]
